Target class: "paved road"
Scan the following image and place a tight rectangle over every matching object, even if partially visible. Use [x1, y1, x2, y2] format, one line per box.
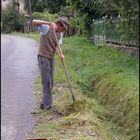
[1, 35, 39, 140]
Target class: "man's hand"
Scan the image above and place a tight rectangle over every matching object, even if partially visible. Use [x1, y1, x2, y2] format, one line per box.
[55, 47, 64, 62]
[49, 22, 55, 30]
[60, 54, 64, 62]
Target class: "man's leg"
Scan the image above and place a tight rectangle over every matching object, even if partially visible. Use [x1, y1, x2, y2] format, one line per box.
[38, 56, 53, 109]
[50, 59, 54, 89]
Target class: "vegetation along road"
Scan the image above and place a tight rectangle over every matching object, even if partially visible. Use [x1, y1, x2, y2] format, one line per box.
[22, 33, 138, 140]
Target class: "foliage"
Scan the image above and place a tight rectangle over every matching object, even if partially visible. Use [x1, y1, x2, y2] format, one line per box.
[2, 3, 25, 33]
[70, 0, 101, 26]
[46, 0, 66, 14]
[67, 0, 139, 38]
[32, 12, 59, 22]
[11, 0, 20, 11]
[24, 0, 66, 13]
[119, 18, 139, 45]
[70, 15, 86, 35]
[59, 6, 74, 18]
[24, 0, 48, 13]
[59, 5, 86, 35]
[97, 0, 120, 18]
[97, 0, 139, 44]
[67, 0, 119, 34]
[118, 0, 139, 45]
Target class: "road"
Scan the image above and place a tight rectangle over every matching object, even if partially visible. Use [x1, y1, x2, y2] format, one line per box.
[1, 35, 39, 140]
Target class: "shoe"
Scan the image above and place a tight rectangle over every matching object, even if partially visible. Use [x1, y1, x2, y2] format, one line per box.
[40, 104, 52, 110]
[40, 104, 44, 109]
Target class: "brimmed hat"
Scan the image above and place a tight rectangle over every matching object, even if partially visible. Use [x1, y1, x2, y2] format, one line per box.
[56, 16, 69, 30]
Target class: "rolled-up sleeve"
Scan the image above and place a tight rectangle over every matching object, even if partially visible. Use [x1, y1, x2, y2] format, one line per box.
[38, 24, 50, 35]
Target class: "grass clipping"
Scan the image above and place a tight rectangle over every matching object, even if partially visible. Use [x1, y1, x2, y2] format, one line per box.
[27, 77, 116, 140]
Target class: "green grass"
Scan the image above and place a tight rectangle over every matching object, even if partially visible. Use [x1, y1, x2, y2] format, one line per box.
[61, 36, 139, 140]
[11, 32, 139, 140]
[30, 76, 115, 140]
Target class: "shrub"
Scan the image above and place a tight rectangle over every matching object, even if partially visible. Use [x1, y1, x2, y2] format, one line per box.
[2, 3, 25, 33]
[32, 12, 59, 22]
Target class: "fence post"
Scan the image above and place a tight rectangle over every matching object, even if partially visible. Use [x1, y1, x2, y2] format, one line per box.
[118, 15, 121, 44]
[93, 19, 95, 43]
[110, 16, 113, 43]
[102, 16, 105, 44]
[98, 20, 99, 46]
[128, 17, 130, 47]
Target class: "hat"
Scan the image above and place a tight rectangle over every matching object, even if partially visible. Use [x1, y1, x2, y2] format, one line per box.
[56, 16, 69, 30]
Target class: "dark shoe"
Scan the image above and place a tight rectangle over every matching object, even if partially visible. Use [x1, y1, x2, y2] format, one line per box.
[40, 104, 44, 110]
[40, 104, 52, 110]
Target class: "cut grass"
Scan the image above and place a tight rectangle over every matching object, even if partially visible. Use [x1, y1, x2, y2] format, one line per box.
[28, 77, 116, 140]
[11, 33, 139, 140]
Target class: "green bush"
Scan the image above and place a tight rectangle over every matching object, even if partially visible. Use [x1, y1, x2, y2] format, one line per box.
[2, 3, 25, 33]
[32, 12, 59, 22]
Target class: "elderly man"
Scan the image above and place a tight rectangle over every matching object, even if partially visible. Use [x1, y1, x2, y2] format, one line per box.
[32, 17, 69, 113]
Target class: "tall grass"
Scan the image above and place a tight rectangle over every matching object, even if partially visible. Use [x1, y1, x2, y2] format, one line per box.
[60, 36, 139, 139]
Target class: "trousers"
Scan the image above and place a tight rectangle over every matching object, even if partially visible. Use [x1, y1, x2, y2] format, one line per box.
[38, 55, 54, 108]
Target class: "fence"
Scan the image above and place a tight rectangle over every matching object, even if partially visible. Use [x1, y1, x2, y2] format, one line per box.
[89, 16, 139, 47]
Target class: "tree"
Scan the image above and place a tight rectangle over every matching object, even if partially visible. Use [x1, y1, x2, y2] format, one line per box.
[24, 0, 48, 13]
[68, 0, 102, 33]
[2, 3, 25, 33]
[12, 0, 20, 12]
[68, 0, 139, 38]
[32, 12, 58, 21]
[98, 0, 120, 18]
[46, 0, 66, 14]
[118, 0, 139, 45]
[24, 0, 67, 14]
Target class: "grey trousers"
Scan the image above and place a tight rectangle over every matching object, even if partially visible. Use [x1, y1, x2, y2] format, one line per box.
[38, 55, 54, 108]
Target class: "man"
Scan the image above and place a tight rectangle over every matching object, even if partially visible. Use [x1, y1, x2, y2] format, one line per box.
[32, 16, 69, 113]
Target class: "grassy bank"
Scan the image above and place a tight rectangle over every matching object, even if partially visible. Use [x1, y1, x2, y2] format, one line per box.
[11, 33, 139, 139]
[29, 77, 115, 140]
[61, 36, 139, 140]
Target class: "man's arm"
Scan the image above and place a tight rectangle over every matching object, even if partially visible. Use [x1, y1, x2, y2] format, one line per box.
[32, 19, 51, 26]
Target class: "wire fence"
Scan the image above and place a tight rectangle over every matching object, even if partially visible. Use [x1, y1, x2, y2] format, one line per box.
[89, 16, 139, 47]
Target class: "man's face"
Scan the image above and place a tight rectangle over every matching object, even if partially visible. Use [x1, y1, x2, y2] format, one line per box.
[56, 23, 66, 32]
